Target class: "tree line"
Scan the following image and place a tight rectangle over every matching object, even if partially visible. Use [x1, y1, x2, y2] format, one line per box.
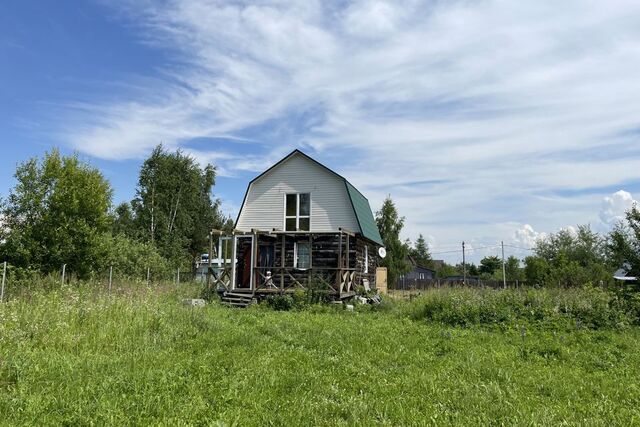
[375, 196, 640, 287]
[0, 146, 232, 280]
[2, 148, 639, 288]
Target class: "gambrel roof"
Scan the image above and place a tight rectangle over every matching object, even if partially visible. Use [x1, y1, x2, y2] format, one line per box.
[235, 149, 384, 246]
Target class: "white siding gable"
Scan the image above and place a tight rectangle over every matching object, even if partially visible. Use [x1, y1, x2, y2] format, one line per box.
[236, 153, 360, 233]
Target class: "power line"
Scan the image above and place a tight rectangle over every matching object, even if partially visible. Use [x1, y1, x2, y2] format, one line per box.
[503, 244, 534, 251]
[429, 243, 534, 255]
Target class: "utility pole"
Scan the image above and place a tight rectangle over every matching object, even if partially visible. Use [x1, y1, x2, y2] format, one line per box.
[462, 241, 466, 285]
[501, 241, 507, 289]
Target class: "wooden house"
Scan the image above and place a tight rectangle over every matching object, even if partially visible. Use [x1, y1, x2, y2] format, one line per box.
[401, 256, 437, 281]
[209, 150, 385, 300]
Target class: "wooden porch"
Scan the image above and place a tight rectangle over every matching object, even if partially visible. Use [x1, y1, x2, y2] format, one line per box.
[204, 228, 361, 300]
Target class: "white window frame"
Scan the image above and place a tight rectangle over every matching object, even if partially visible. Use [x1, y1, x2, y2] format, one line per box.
[294, 241, 311, 269]
[284, 193, 311, 231]
[364, 245, 369, 274]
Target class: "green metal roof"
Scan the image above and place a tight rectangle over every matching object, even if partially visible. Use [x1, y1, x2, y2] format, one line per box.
[345, 181, 384, 246]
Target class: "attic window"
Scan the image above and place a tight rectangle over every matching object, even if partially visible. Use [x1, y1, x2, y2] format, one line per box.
[285, 193, 310, 231]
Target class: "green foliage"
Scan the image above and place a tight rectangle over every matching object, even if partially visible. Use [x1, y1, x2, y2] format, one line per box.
[525, 225, 613, 287]
[96, 233, 172, 279]
[609, 204, 640, 276]
[405, 286, 635, 329]
[504, 256, 524, 281]
[1, 285, 640, 425]
[111, 202, 136, 238]
[408, 234, 432, 267]
[453, 262, 479, 277]
[434, 262, 458, 278]
[131, 145, 230, 264]
[265, 294, 295, 311]
[375, 196, 411, 284]
[0, 150, 113, 278]
[479, 255, 502, 277]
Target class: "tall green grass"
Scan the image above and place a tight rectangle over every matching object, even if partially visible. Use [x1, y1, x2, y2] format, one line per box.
[1, 284, 639, 425]
[401, 286, 639, 329]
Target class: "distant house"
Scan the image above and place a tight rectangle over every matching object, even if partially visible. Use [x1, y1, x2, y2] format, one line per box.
[400, 255, 436, 281]
[396, 256, 436, 289]
[209, 150, 385, 299]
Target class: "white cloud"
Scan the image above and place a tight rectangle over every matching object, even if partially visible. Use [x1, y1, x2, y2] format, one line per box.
[514, 224, 546, 249]
[599, 190, 637, 229]
[52, 0, 640, 255]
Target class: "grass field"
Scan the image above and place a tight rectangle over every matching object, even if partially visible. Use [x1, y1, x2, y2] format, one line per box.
[1, 284, 640, 426]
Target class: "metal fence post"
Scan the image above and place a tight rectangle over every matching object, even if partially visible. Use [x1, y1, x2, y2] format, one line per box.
[109, 266, 113, 295]
[1, 261, 6, 303]
[147, 267, 150, 284]
[61, 264, 66, 285]
[177, 268, 180, 286]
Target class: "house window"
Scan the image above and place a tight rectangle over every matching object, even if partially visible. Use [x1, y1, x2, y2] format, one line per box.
[294, 241, 311, 269]
[364, 245, 369, 274]
[285, 193, 310, 231]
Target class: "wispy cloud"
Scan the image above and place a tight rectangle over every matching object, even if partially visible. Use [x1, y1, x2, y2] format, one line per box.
[56, 0, 640, 262]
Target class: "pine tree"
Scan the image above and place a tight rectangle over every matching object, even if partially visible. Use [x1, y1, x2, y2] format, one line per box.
[409, 234, 432, 267]
[375, 196, 411, 284]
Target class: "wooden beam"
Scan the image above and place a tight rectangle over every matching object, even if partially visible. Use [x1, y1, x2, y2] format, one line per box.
[346, 233, 350, 270]
[338, 231, 343, 268]
[252, 231, 259, 291]
[338, 227, 357, 237]
[280, 234, 285, 291]
[308, 233, 313, 289]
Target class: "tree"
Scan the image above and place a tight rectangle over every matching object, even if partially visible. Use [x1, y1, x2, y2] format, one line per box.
[524, 256, 549, 285]
[504, 256, 524, 281]
[609, 204, 640, 276]
[375, 196, 411, 285]
[112, 202, 136, 238]
[527, 225, 611, 287]
[409, 234, 432, 267]
[0, 150, 113, 278]
[479, 255, 502, 277]
[131, 145, 229, 264]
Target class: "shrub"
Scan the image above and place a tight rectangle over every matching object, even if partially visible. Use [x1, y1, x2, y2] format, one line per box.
[404, 286, 634, 329]
[265, 294, 295, 311]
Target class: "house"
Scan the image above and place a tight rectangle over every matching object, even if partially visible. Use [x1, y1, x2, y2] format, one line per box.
[400, 256, 436, 281]
[208, 150, 385, 299]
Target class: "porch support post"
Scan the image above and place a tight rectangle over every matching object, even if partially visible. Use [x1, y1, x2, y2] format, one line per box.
[308, 233, 313, 289]
[252, 230, 258, 291]
[346, 233, 350, 269]
[231, 235, 237, 291]
[346, 233, 351, 293]
[280, 234, 286, 291]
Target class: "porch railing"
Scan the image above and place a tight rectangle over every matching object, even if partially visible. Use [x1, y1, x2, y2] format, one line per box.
[252, 266, 357, 294]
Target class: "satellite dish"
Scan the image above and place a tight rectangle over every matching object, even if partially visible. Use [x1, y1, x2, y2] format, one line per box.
[378, 247, 387, 259]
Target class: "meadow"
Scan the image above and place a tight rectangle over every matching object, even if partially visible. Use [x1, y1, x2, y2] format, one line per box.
[1, 283, 639, 426]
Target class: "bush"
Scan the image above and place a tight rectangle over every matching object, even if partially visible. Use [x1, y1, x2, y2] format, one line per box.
[96, 233, 173, 279]
[265, 294, 295, 311]
[404, 286, 635, 329]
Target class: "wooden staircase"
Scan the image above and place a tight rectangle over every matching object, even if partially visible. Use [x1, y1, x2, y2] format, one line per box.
[221, 292, 254, 308]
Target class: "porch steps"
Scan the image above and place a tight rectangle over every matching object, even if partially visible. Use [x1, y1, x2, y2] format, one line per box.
[220, 292, 254, 308]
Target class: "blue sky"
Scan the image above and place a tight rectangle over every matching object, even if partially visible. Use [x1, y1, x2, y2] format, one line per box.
[2, 0, 640, 263]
